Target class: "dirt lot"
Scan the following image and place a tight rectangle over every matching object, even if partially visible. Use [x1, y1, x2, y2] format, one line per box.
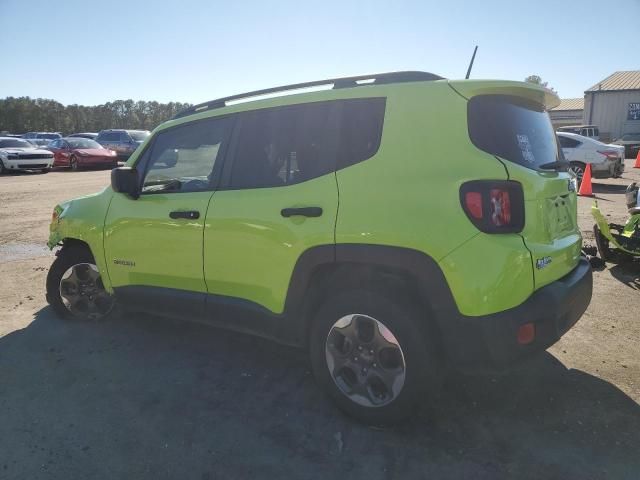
[1, 163, 639, 479]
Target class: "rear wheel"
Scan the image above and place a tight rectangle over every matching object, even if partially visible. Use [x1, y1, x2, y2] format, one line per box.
[70, 156, 80, 171]
[46, 246, 115, 321]
[309, 289, 441, 425]
[0, 160, 6, 175]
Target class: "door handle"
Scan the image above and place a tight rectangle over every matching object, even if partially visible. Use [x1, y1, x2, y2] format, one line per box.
[280, 207, 323, 218]
[169, 210, 200, 220]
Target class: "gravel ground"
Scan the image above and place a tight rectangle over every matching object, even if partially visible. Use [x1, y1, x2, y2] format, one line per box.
[0, 162, 639, 479]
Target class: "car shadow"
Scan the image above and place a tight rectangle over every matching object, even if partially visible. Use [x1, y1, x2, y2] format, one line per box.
[1, 307, 639, 479]
[609, 261, 640, 290]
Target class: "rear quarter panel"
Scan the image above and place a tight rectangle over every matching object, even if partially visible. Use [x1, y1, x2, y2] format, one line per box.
[334, 81, 535, 316]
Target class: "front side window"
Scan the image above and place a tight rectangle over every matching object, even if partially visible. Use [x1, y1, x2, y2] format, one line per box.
[141, 117, 231, 194]
[230, 102, 337, 188]
[468, 95, 560, 170]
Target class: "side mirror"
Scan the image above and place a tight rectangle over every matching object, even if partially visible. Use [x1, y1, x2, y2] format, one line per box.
[111, 166, 140, 199]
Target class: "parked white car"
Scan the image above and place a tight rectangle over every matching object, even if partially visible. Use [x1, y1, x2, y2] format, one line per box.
[557, 132, 625, 181]
[0, 137, 54, 174]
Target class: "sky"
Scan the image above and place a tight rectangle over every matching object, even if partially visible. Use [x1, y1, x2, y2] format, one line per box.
[1, 0, 638, 106]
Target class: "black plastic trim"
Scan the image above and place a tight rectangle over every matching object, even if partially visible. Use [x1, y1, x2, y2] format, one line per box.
[172, 71, 442, 119]
[113, 244, 592, 372]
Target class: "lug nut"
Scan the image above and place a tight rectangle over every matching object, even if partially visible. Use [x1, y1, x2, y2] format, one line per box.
[358, 346, 363, 351]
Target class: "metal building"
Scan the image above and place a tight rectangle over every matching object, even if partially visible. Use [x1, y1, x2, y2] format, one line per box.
[549, 98, 584, 130]
[583, 71, 640, 142]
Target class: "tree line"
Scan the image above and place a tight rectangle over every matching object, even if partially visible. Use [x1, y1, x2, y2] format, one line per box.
[0, 97, 193, 134]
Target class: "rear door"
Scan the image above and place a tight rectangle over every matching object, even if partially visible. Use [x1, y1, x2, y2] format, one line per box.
[203, 101, 340, 315]
[467, 93, 582, 289]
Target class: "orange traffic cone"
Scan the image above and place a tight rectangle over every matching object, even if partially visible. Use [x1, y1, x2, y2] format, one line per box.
[634, 149, 640, 169]
[578, 163, 594, 197]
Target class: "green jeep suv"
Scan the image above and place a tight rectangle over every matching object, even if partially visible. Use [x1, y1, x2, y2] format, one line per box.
[46, 71, 592, 424]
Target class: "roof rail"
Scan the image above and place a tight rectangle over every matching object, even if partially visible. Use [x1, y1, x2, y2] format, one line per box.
[172, 71, 443, 119]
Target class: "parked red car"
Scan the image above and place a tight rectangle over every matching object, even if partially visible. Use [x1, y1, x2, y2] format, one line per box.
[48, 137, 118, 170]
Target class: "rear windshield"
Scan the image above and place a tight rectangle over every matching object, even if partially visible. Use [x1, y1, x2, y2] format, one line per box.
[468, 95, 560, 170]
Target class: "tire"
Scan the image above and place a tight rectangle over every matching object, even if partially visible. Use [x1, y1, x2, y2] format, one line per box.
[0, 160, 5, 175]
[40, 168, 50, 174]
[568, 162, 586, 186]
[46, 245, 115, 321]
[70, 156, 80, 171]
[309, 289, 442, 425]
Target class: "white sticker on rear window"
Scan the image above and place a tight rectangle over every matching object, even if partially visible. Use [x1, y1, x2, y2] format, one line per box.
[516, 134, 535, 163]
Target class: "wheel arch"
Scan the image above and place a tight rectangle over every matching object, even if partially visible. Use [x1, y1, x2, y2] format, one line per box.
[286, 244, 458, 355]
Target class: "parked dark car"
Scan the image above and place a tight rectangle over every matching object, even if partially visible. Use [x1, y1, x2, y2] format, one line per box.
[68, 132, 98, 140]
[611, 133, 640, 158]
[95, 129, 150, 159]
[22, 132, 62, 147]
[48, 137, 118, 170]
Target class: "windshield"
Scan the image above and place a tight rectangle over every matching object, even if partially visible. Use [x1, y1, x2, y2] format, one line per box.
[38, 133, 61, 140]
[468, 95, 562, 170]
[0, 138, 34, 148]
[67, 138, 102, 149]
[129, 131, 150, 142]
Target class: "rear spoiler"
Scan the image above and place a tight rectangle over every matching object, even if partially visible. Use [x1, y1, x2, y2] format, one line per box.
[447, 80, 561, 110]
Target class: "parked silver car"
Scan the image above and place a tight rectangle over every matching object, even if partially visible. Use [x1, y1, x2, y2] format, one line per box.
[22, 132, 62, 147]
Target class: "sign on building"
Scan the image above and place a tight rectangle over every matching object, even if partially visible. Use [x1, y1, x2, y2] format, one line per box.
[629, 103, 640, 121]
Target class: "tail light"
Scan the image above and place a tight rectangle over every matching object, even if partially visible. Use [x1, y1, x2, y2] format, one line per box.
[597, 150, 619, 160]
[460, 180, 525, 233]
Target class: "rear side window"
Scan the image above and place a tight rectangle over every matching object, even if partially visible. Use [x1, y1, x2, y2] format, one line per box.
[230, 102, 338, 188]
[229, 98, 385, 189]
[468, 95, 560, 170]
[558, 136, 581, 148]
[337, 98, 386, 168]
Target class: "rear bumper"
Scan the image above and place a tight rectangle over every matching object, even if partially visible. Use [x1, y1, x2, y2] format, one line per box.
[591, 160, 622, 178]
[444, 257, 592, 372]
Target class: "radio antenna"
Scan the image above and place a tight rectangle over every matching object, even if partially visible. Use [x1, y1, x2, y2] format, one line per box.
[465, 46, 478, 79]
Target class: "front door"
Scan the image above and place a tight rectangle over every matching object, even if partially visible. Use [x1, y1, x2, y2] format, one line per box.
[104, 116, 233, 316]
[204, 102, 340, 316]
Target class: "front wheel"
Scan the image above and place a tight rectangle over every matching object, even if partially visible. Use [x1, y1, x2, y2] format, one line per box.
[0, 160, 6, 175]
[46, 246, 115, 320]
[309, 289, 442, 425]
[568, 162, 586, 185]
